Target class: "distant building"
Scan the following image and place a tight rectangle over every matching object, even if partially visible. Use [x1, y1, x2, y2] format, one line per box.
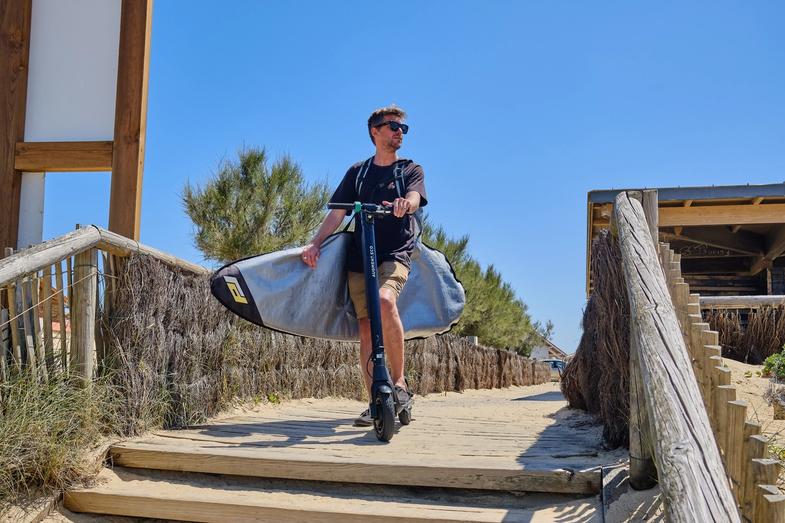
[530, 337, 568, 361]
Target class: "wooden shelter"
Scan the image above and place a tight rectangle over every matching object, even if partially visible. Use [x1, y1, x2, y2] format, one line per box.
[587, 183, 785, 297]
[1, 0, 152, 250]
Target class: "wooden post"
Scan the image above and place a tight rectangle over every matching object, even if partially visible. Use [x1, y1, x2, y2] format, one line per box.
[642, 190, 659, 247]
[760, 490, 785, 522]
[613, 192, 739, 521]
[72, 249, 97, 383]
[715, 385, 737, 458]
[725, 400, 747, 496]
[19, 277, 37, 374]
[54, 261, 67, 370]
[67, 256, 76, 372]
[629, 345, 658, 490]
[751, 460, 779, 521]
[0, 0, 33, 251]
[0, 308, 7, 384]
[740, 425, 764, 520]
[109, 0, 153, 240]
[701, 331, 719, 395]
[41, 265, 54, 370]
[626, 190, 658, 490]
[5, 281, 21, 371]
[29, 271, 47, 381]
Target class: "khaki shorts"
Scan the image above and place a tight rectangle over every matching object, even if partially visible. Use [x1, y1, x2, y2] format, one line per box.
[348, 261, 410, 320]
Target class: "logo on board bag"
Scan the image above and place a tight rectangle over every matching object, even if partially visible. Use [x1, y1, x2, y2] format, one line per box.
[224, 276, 248, 304]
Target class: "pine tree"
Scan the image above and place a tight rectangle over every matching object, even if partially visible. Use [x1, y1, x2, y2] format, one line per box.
[183, 147, 329, 263]
[421, 215, 552, 355]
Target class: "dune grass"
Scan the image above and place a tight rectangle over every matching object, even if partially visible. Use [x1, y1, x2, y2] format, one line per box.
[0, 371, 121, 508]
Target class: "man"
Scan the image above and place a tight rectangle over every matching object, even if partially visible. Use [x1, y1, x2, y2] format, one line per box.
[301, 105, 427, 427]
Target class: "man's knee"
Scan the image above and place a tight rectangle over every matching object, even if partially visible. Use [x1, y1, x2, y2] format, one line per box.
[379, 290, 398, 316]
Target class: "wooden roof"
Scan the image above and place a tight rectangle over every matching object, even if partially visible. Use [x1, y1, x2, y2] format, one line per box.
[586, 183, 785, 296]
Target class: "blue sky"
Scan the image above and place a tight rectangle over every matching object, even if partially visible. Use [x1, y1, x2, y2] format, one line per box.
[44, 1, 785, 352]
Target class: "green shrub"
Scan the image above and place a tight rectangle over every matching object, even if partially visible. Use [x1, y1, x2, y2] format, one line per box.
[762, 345, 785, 379]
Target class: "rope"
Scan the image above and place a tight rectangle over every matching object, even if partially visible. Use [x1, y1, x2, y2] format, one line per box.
[0, 269, 117, 331]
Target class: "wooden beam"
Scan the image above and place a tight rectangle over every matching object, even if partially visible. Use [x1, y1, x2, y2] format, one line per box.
[660, 204, 785, 227]
[0, 0, 32, 250]
[661, 226, 765, 256]
[14, 141, 113, 172]
[108, 442, 601, 494]
[750, 224, 785, 276]
[109, 0, 153, 240]
[613, 193, 739, 522]
[701, 295, 785, 309]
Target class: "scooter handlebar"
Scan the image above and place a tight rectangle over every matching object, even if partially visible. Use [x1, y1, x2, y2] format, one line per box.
[328, 202, 392, 216]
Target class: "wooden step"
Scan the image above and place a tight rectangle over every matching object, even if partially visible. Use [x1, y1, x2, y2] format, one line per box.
[64, 467, 601, 523]
[110, 440, 601, 494]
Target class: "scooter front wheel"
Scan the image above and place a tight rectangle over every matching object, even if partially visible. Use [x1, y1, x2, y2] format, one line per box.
[373, 392, 395, 442]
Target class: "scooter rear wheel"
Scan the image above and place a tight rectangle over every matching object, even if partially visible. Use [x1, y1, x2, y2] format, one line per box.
[398, 408, 412, 425]
[373, 392, 395, 442]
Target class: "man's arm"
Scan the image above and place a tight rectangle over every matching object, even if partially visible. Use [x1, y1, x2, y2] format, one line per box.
[383, 191, 421, 218]
[301, 208, 346, 268]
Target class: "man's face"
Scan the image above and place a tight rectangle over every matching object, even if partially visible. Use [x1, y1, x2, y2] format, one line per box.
[372, 115, 404, 151]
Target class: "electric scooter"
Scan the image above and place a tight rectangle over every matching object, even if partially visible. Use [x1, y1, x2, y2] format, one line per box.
[328, 201, 412, 442]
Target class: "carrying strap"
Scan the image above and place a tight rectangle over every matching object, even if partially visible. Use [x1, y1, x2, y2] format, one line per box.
[352, 156, 422, 238]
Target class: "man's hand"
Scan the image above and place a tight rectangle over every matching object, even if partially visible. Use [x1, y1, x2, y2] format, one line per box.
[382, 197, 414, 218]
[301, 243, 320, 268]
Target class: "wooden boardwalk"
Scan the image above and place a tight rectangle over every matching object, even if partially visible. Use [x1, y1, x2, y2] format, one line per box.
[64, 382, 625, 522]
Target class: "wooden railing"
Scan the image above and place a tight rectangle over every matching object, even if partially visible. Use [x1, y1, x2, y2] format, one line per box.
[614, 191, 740, 521]
[615, 191, 785, 522]
[0, 226, 206, 386]
[660, 241, 785, 521]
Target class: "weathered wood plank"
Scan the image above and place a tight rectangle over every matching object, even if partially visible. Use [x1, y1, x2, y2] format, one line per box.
[109, 0, 153, 240]
[0, 0, 32, 251]
[700, 295, 785, 309]
[740, 423, 763, 520]
[0, 226, 206, 288]
[65, 468, 599, 523]
[660, 203, 785, 227]
[54, 261, 67, 370]
[6, 282, 22, 370]
[110, 442, 601, 495]
[14, 141, 113, 172]
[613, 192, 739, 522]
[73, 249, 97, 382]
[29, 271, 48, 380]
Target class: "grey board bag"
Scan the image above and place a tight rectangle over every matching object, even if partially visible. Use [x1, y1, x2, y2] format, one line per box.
[211, 158, 465, 341]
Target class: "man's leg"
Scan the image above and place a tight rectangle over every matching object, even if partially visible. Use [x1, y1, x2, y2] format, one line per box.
[379, 288, 406, 389]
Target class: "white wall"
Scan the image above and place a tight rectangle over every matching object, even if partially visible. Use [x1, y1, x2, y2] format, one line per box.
[24, 0, 121, 141]
[530, 346, 549, 360]
[19, 0, 121, 248]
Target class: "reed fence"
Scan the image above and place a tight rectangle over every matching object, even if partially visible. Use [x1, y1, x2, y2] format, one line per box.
[616, 191, 784, 522]
[0, 225, 206, 393]
[0, 225, 549, 413]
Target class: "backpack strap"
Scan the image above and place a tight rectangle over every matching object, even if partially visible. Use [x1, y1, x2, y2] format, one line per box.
[354, 157, 374, 196]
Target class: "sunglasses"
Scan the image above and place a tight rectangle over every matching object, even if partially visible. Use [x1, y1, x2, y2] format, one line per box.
[374, 121, 409, 134]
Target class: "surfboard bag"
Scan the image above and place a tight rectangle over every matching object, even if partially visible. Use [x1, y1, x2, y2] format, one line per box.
[210, 233, 465, 342]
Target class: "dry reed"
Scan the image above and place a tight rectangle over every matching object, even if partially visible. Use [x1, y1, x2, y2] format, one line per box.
[561, 230, 630, 448]
[103, 253, 549, 435]
[704, 306, 785, 364]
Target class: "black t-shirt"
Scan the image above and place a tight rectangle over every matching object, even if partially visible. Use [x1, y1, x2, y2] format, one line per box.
[329, 159, 428, 272]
